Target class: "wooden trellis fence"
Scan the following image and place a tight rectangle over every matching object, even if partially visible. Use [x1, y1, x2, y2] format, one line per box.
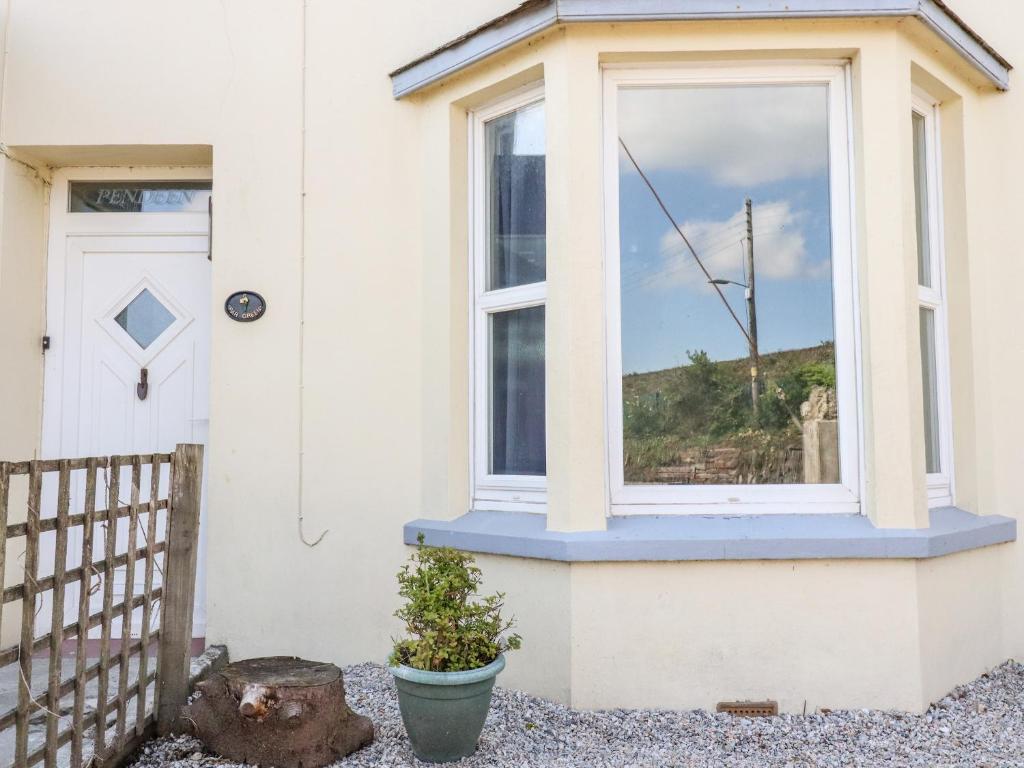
[0, 444, 203, 768]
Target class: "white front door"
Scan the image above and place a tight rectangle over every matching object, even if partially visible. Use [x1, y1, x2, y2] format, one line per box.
[42, 170, 211, 637]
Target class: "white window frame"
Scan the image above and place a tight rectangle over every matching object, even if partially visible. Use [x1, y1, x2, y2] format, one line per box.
[469, 85, 547, 512]
[912, 89, 955, 507]
[602, 61, 862, 515]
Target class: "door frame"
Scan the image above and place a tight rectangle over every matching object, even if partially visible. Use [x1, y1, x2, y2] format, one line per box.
[41, 166, 213, 637]
[41, 166, 212, 460]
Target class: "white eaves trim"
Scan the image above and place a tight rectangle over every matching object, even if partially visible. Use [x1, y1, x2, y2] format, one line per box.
[389, 0, 1011, 98]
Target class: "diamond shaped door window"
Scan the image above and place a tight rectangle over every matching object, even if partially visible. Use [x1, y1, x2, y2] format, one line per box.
[114, 289, 176, 349]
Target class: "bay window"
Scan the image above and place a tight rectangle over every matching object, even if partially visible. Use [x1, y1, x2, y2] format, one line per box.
[471, 87, 547, 510]
[393, 1, 1012, 554]
[602, 64, 860, 514]
[464, 65, 955, 518]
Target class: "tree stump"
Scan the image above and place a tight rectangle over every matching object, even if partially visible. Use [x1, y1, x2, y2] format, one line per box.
[184, 657, 374, 768]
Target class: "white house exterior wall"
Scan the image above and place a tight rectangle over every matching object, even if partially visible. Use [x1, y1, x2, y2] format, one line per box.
[0, 1, 1021, 712]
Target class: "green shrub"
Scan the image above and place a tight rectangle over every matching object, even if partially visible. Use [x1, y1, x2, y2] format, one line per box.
[621, 345, 840, 480]
[794, 361, 836, 390]
[758, 361, 837, 432]
[389, 534, 522, 672]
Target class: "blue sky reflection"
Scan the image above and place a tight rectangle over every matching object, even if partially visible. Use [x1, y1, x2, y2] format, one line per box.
[618, 83, 835, 374]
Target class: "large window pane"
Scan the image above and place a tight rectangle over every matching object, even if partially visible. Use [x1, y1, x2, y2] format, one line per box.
[912, 112, 932, 287]
[485, 102, 546, 290]
[490, 306, 545, 476]
[919, 307, 942, 474]
[617, 84, 839, 485]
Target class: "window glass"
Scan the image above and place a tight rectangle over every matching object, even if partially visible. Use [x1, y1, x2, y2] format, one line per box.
[617, 84, 838, 485]
[913, 102, 949, 490]
[490, 306, 546, 476]
[69, 181, 211, 213]
[919, 307, 941, 474]
[485, 102, 546, 290]
[912, 113, 932, 287]
[114, 289, 176, 349]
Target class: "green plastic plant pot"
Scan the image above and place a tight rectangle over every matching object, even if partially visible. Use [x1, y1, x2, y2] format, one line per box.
[389, 655, 505, 763]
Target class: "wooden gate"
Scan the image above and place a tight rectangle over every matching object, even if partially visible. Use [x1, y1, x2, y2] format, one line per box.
[0, 444, 203, 767]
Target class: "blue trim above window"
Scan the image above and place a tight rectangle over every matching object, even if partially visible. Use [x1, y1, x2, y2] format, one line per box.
[388, 0, 1011, 98]
[404, 507, 1015, 561]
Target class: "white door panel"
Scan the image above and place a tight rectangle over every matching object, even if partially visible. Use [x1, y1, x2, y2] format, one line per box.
[41, 189, 210, 640]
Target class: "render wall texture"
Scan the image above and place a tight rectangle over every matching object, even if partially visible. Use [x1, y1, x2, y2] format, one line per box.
[0, 0, 1020, 713]
[0, 157, 46, 649]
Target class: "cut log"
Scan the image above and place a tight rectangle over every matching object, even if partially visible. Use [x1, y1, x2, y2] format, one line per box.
[184, 657, 374, 768]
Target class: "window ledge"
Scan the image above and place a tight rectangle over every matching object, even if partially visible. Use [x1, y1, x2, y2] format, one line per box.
[403, 507, 1016, 562]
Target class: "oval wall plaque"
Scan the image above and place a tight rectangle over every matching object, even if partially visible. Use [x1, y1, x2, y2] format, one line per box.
[225, 291, 266, 322]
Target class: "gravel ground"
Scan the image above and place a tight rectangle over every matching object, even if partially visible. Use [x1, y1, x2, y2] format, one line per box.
[128, 660, 1024, 768]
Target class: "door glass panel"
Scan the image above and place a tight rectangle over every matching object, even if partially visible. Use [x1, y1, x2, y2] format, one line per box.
[69, 181, 212, 213]
[485, 102, 546, 290]
[115, 289, 176, 349]
[489, 305, 546, 475]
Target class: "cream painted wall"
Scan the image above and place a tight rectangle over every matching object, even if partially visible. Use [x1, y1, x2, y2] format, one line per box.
[0, 0, 1021, 714]
[0, 157, 46, 463]
[0, 156, 47, 649]
[0, 2, 48, 644]
[916, 547, 1006, 706]
[475, 555, 572, 703]
[0, 0, 526, 668]
[0, 0, 309, 663]
[571, 560, 923, 712]
[942, 3, 1024, 672]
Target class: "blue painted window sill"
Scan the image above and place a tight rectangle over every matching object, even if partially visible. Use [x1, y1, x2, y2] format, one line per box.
[403, 507, 1016, 562]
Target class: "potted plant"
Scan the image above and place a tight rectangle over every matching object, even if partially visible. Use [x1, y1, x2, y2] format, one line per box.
[388, 534, 521, 763]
